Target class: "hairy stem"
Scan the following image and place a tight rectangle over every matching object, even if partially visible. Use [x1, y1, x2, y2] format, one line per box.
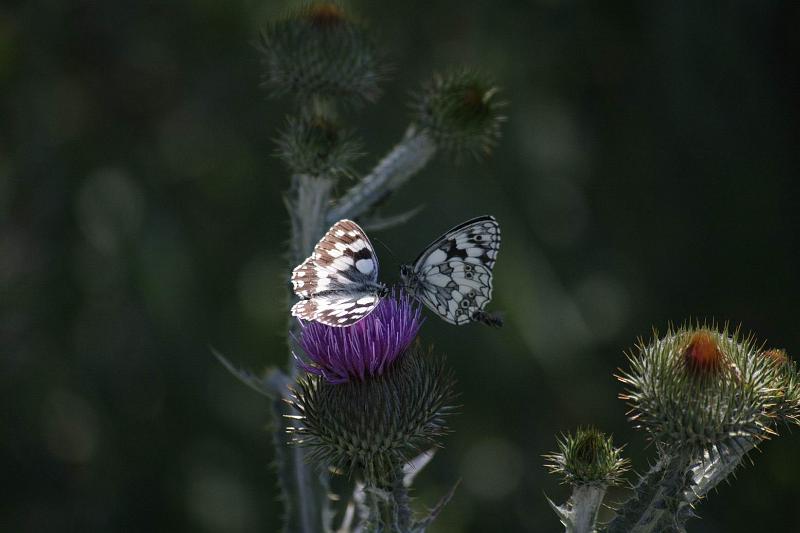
[665, 437, 757, 529]
[687, 437, 754, 503]
[278, 173, 335, 533]
[569, 485, 606, 533]
[326, 127, 436, 225]
[605, 449, 697, 533]
[549, 485, 606, 533]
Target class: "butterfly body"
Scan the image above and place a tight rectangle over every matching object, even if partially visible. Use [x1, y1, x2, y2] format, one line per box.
[401, 215, 501, 326]
[291, 219, 386, 327]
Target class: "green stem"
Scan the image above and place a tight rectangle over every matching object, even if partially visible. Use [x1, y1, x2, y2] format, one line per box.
[326, 127, 436, 225]
[569, 485, 606, 533]
[276, 173, 335, 533]
[605, 449, 694, 533]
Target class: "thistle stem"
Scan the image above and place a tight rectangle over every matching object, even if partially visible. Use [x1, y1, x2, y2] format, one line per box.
[276, 173, 336, 533]
[605, 450, 696, 533]
[687, 437, 755, 503]
[326, 127, 436, 225]
[568, 485, 607, 533]
[280, 130, 438, 531]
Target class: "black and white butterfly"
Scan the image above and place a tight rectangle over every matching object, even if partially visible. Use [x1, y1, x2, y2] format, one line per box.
[400, 215, 502, 326]
[291, 219, 388, 327]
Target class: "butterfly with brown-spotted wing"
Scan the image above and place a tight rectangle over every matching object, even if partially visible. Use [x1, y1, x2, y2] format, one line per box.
[290, 219, 388, 327]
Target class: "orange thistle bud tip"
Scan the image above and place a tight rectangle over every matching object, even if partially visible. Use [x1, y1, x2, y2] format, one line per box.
[303, 3, 347, 28]
[762, 348, 789, 365]
[461, 86, 487, 109]
[683, 330, 724, 374]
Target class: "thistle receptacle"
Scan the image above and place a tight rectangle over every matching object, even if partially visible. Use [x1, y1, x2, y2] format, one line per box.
[289, 292, 455, 485]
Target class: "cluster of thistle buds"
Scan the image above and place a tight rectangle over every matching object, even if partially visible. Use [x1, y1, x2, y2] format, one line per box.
[545, 323, 800, 532]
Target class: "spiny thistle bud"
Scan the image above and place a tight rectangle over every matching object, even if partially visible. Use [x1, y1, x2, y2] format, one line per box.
[295, 291, 422, 384]
[288, 345, 456, 485]
[277, 108, 362, 177]
[412, 68, 505, 159]
[761, 349, 800, 426]
[545, 427, 629, 487]
[258, 2, 384, 105]
[618, 324, 783, 454]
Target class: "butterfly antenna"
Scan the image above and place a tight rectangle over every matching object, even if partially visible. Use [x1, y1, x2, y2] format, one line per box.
[372, 236, 416, 292]
[372, 236, 398, 261]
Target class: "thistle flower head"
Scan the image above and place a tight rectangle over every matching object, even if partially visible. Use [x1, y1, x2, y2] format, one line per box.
[544, 427, 629, 487]
[277, 108, 362, 177]
[296, 290, 422, 384]
[288, 345, 456, 485]
[618, 323, 784, 454]
[761, 348, 800, 426]
[258, 2, 385, 106]
[412, 68, 505, 160]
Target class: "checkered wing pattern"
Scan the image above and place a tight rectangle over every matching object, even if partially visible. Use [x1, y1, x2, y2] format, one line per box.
[290, 219, 382, 327]
[404, 216, 501, 325]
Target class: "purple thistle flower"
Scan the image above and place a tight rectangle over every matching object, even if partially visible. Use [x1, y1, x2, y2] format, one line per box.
[296, 290, 422, 384]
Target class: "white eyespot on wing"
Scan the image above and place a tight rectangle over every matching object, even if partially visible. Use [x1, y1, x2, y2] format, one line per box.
[355, 258, 374, 275]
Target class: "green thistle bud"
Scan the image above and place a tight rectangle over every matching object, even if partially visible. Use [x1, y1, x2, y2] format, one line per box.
[412, 68, 505, 159]
[618, 324, 783, 454]
[545, 427, 629, 487]
[276, 108, 362, 177]
[762, 349, 800, 426]
[258, 2, 384, 105]
[287, 346, 456, 485]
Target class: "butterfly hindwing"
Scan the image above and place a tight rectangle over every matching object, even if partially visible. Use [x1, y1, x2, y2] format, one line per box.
[290, 219, 383, 327]
[291, 292, 381, 327]
[416, 261, 493, 325]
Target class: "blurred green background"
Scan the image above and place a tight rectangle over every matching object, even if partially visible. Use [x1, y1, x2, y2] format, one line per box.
[2, 0, 799, 531]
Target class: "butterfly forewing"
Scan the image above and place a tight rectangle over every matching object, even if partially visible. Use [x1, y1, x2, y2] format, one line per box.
[409, 216, 500, 325]
[413, 216, 500, 270]
[290, 219, 383, 327]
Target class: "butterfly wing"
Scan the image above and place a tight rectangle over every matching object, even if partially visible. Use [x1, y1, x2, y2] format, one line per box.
[291, 219, 379, 297]
[291, 292, 381, 327]
[290, 219, 382, 327]
[411, 216, 500, 325]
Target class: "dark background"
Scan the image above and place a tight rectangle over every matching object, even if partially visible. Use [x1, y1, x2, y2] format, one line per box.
[2, 1, 799, 531]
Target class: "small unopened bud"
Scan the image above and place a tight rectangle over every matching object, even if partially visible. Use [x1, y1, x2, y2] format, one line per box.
[259, 2, 385, 105]
[762, 348, 789, 365]
[545, 427, 629, 487]
[762, 348, 800, 426]
[277, 109, 362, 177]
[412, 68, 506, 160]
